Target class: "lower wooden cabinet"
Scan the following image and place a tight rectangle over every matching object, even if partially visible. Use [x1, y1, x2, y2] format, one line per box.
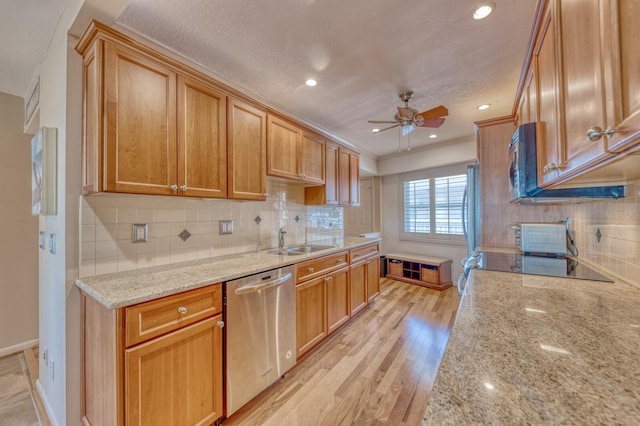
[125, 316, 223, 426]
[326, 268, 350, 334]
[349, 262, 368, 316]
[296, 276, 327, 357]
[81, 284, 224, 426]
[365, 256, 380, 302]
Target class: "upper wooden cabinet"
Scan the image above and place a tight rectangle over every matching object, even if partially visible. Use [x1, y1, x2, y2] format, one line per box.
[267, 115, 325, 184]
[338, 147, 360, 206]
[228, 97, 267, 200]
[523, 0, 640, 187]
[77, 21, 227, 198]
[177, 75, 227, 198]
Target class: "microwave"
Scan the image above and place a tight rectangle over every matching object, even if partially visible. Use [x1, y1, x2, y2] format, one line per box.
[508, 123, 625, 203]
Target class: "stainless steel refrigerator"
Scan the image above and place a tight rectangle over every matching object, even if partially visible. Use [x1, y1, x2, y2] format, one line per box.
[463, 163, 481, 259]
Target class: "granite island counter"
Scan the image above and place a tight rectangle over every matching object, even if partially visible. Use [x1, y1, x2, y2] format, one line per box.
[423, 269, 640, 425]
[76, 236, 380, 308]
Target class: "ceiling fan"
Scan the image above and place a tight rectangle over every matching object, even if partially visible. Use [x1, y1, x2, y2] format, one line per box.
[368, 91, 448, 136]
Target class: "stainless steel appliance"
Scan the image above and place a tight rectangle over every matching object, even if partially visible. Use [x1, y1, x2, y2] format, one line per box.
[508, 123, 625, 203]
[458, 163, 481, 294]
[518, 222, 567, 255]
[225, 266, 296, 416]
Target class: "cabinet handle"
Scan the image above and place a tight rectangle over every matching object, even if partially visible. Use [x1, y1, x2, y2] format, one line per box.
[586, 126, 616, 142]
[178, 306, 187, 315]
[308, 267, 315, 273]
[217, 320, 225, 328]
[336, 258, 344, 263]
[325, 276, 333, 282]
[180, 185, 187, 191]
[543, 163, 562, 174]
[170, 185, 178, 191]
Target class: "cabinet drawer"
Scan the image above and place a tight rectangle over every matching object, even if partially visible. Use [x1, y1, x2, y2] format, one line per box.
[350, 243, 379, 264]
[125, 284, 222, 347]
[296, 251, 349, 284]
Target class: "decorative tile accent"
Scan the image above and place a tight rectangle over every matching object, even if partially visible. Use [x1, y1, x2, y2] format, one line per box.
[595, 227, 602, 243]
[295, 215, 300, 223]
[179, 229, 192, 242]
[254, 215, 262, 225]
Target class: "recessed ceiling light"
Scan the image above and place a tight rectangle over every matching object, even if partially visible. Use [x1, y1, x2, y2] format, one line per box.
[305, 79, 317, 87]
[477, 104, 491, 110]
[372, 128, 380, 133]
[473, 4, 494, 20]
[429, 134, 437, 139]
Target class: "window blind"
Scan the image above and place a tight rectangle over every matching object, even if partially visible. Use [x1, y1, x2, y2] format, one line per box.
[434, 174, 466, 235]
[403, 179, 430, 233]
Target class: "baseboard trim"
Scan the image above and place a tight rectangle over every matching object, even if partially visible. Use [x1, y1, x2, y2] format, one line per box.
[0, 338, 39, 357]
[36, 379, 59, 426]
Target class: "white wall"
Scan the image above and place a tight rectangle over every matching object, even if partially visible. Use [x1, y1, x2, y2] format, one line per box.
[0, 92, 39, 355]
[378, 138, 476, 176]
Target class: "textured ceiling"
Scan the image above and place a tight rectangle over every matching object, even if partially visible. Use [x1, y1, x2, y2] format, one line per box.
[0, 0, 67, 97]
[118, 0, 537, 157]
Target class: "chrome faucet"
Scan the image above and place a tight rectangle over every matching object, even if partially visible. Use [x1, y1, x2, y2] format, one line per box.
[279, 227, 287, 252]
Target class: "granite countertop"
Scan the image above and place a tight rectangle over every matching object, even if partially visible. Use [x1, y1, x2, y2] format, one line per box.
[76, 237, 380, 309]
[423, 269, 640, 425]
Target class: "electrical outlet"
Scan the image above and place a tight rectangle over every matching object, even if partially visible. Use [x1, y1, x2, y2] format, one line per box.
[49, 233, 56, 254]
[219, 220, 233, 235]
[43, 346, 48, 366]
[132, 224, 149, 243]
[49, 358, 54, 381]
[39, 232, 45, 249]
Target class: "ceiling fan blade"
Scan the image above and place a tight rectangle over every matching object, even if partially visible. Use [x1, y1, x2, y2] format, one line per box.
[397, 107, 414, 119]
[374, 123, 400, 133]
[416, 105, 448, 121]
[368, 120, 399, 124]
[416, 117, 446, 128]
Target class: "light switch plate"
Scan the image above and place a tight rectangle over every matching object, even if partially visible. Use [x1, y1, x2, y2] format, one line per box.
[219, 220, 233, 235]
[132, 224, 149, 243]
[39, 232, 45, 249]
[49, 234, 56, 254]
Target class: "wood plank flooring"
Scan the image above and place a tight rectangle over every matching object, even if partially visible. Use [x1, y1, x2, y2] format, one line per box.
[224, 278, 460, 426]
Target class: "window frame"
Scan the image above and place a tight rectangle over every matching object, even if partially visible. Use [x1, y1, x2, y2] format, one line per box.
[398, 163, 470, 245]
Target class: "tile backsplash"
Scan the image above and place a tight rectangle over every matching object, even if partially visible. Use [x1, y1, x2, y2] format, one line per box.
[79, 180, 343, 277]
[565, 181, 640, 287]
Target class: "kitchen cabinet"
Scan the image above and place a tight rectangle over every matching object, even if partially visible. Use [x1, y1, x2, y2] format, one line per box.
[338, 147, 360, 206]
[349, 262, 368, 316]
[304, 141, 339, 205]
[77, 22, 227, 198]
[365, 256, 380, 302]
[227, 97, 267, 200]
[267, 115, 325, 183]
[525, 0, 640, 187]
[325, 267, 350, 334]
[296, 275, 327, 357]
[81, 284, 224, 426]
[349, 243, 379, 314]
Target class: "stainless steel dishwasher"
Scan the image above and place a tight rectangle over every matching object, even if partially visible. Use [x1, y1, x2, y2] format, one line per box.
[225, 265, 296, 415]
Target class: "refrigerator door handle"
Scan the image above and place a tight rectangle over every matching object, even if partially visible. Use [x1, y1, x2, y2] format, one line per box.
[461, 185, 468, 240]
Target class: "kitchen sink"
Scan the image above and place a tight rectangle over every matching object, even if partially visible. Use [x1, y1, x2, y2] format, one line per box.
[268, 244, 335, 256]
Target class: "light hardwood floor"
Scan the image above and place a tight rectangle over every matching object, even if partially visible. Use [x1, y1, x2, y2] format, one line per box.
[224, 278, 460, 426]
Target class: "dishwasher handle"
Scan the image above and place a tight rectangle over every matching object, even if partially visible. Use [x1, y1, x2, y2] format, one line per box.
[234, 273, 292, 295]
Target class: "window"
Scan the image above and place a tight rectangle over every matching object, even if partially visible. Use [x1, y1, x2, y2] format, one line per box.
[400, 165, 468, 243]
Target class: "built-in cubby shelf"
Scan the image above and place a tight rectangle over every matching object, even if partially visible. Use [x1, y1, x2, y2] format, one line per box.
[385, 253, 453, 291]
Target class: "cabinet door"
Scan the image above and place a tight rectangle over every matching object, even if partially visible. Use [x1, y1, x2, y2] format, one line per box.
[267, 115, 302, 180]
[366, 257, 380, 302]
[349, 153, 360, 205]
[300, 132, 325, 184]
[125, 316, 223, 426]
[338, 148, 350, 205]
[535, 4, 562, 185]
[177, 75, 227, 198]
[606, 0, 640, 153]
[349, 262, 367, 316]
[104, 43, 177, 195]
[228, 98, 267, 200]
[296, 277, 326, 357]
[324, 142, 339, 204]
[326, 268, 350, 334]
[558, 0, 610, 173]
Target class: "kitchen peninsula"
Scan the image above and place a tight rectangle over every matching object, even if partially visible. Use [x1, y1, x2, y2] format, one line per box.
[423, 270, 640, 424]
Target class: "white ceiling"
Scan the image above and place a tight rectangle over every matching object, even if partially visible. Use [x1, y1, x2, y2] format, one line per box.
[0, 0, 67, 97]
[0, 0, 537, 158]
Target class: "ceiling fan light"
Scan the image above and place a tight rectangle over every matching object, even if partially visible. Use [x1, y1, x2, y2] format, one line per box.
[305, 79, 317, 87]
[477, 103, 491, 110]
[372, 128, 380, 133]
[473, 4, 494, 20]
[429, 134, 437, 139]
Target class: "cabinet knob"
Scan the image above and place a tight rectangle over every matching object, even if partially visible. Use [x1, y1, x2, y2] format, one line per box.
[308, 267, 315, 273]
[325, 276, 333, 282]
[170, 185, 178, 191]
[336, 258, 344, 264]
[177, 306, 187, 315]
[543, 163, 562, 174]
[217, 320, 225, 328]
[586, 126, 616, 142]
[180, 185, 187, 191]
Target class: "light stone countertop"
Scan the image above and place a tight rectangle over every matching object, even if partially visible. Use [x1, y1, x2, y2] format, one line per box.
[423, 269, 640, 425]
[75, 237, 380, 309]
